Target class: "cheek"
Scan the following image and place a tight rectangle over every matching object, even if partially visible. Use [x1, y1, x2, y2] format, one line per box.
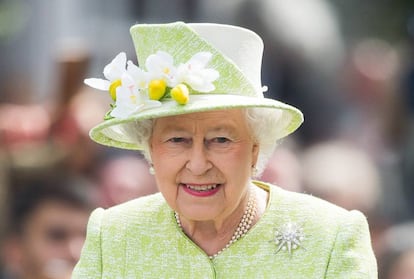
[150, 145, 183, 192]
[212, 147, 254, 181]
[22, 234, 53, 265]
[231, 146, 257, 179]
[151, 145, 184, 173]
[228, 144, 256, 166]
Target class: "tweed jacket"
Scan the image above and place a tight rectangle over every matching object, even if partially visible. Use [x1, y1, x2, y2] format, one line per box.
[72, 182, 377, 278]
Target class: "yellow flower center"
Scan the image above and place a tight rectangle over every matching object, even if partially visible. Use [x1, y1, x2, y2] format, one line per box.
[139, 81, 146, 88]
[163, 67, 170, 74]
[148, 79, 167, 100]
[130, 94, 137, 104]
[171, 84, 189, 105]
[109, 79, 122, 100]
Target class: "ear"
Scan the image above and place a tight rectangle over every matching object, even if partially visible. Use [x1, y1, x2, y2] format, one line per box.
[142, 138, 153, 164]
[252, 143, 259, 167]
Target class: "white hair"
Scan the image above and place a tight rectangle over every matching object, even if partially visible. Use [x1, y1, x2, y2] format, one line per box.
[245, 107, 281, 176]
[131, 108, 284, 177]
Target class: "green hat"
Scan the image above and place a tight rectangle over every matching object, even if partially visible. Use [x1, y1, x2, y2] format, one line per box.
[85, 22, 303, 150]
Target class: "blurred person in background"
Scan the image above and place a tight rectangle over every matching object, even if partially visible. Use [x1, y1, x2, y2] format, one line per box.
[0, 41, 109, 178]
[339, 37, 410, 222]
[94, 152, 158, 208]
[0, 170, 96, 279]
[377, 222, 414, 279]
[49, 45, 110, 176]
[300, 140, 387, 253]
[0, 104, 51, 149]
[0, 152, 10, 277]
[301, 140, 382, 215]
[258, 142, 302, 193]
[235, 0, 346, 146]
[400, 14, 414, 219]
[339, 38, 405, 161]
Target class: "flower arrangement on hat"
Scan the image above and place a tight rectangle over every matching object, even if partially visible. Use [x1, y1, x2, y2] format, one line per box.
[85, 51, 219, 119]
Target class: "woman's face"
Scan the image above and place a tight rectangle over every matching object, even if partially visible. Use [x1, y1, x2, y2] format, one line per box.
[150, 109, 259, 222]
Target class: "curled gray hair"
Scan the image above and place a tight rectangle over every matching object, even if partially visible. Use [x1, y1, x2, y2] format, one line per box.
[128, 108, 284, 177]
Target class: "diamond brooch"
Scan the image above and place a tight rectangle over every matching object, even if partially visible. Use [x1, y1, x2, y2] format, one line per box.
[273, 222, 306, 255]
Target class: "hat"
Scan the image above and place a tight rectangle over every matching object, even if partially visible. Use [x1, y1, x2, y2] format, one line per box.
[85, 22, 303, 150]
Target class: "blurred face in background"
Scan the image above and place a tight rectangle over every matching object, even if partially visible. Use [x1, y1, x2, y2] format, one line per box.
[8, 200, 90, 279]
[98, 156, 158, 208]
[388, 250, 414, 279]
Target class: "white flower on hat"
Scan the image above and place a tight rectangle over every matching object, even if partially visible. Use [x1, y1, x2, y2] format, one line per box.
[84, 50, 219, 119]
[111, 75, 161, 119]
[176, 52, 219, 92]
[145, 51, 177, 87]
[84, 52, 128, 100]
[123, 61, 150, 89]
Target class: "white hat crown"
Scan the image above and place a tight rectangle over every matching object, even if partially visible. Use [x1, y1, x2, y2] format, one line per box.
[187, 23, 265, 97]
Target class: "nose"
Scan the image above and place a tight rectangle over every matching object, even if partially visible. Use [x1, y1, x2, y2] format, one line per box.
[185, 140, 212, 175]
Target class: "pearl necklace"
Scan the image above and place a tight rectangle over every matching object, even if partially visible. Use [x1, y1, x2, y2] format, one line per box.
[174, 191, 257, 260]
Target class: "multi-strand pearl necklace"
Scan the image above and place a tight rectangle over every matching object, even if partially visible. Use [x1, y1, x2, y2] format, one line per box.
[174, 191, 257, 260]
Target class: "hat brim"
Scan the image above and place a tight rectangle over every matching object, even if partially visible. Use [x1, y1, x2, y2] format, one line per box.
[89, 94, 303, 150]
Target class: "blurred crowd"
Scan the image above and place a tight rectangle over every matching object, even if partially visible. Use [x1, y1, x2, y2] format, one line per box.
[1, 0, 414, 278]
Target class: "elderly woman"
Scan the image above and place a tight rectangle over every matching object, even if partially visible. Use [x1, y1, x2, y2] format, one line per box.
[72, 22, 377, 278]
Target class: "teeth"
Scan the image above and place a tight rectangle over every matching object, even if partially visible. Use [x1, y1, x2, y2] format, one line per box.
[186, 184, 218, 191]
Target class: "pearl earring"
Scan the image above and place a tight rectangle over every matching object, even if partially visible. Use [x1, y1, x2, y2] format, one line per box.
[252, 166, 258, 177]
[149, 165, 155, 175]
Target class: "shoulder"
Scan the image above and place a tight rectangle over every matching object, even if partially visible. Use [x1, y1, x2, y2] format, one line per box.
[91, 193, 168, 227]
[255, 181, 369, 234]
[108, 192, 166, 214]
[283, 187, 368, 232]
[262, 181, 364, 219]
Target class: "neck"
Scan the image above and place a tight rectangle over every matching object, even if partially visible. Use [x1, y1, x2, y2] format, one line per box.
[175, 185, 265, 257]
[179, 188, 250, 236]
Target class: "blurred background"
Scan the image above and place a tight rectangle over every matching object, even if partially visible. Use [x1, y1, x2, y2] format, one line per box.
[0, 0, 413, 278]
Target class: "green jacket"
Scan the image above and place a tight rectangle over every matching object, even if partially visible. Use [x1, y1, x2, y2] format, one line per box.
[72, 182, 377, 278]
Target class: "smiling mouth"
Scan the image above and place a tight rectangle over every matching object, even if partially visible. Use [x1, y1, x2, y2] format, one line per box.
[183, 184, 220, 192]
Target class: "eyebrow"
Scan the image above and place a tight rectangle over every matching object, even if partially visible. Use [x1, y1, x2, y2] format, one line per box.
[208, 125, 237, 133]
[159, 123, 238, 135]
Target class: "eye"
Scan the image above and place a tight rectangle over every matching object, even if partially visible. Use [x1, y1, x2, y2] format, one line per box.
[167, 137, 191, 144]
[205, 137, 232, 148]
[46, 227, 69, 242]
[212, 137, 230, 144]
[169, 137, 183, 143]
